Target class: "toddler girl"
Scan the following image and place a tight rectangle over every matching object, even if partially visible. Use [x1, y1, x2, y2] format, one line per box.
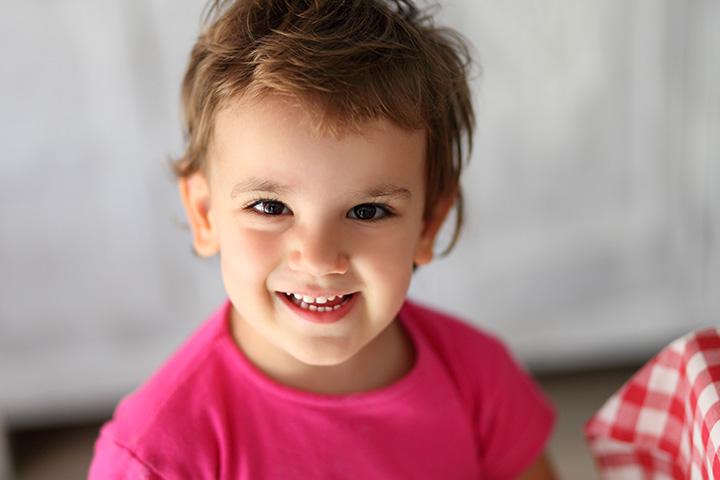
[89, 0, 556, 478]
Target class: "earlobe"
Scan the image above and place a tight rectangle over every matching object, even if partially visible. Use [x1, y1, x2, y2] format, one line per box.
[413, 191, 457, 266]
[413, 237, 434, 266]
[178, 172, 220, 257]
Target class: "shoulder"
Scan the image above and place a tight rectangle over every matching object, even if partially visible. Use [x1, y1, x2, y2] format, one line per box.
[400, 297, 510, 369]
[401, 297, 547, 399]
[400, 297, 530, 411]
[401, 299, 555, 477]
[92, 301, 236, 475]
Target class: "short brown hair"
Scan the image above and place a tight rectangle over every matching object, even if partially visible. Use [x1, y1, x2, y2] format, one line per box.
[171, 0, 475, 256]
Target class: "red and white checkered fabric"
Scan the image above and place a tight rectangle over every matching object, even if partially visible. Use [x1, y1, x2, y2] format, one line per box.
[585, 328, 720, 479]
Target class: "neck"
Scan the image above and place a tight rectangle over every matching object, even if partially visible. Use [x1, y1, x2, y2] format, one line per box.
[230, 311, 415, 396]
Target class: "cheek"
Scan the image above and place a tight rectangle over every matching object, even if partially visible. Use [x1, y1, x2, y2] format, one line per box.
[358, 215, 422, 258]
[218, 225, 283, 289]
[352, 225, 419, 286]
[360, 231, 416, 262]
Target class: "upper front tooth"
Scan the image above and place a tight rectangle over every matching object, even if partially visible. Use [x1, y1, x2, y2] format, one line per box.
[288, 293, 334, 304]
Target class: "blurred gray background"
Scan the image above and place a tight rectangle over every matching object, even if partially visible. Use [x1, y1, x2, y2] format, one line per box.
[1, 0, 718, 478]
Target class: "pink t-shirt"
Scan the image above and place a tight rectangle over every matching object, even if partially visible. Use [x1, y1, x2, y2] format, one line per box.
[89, 298, 554, 479]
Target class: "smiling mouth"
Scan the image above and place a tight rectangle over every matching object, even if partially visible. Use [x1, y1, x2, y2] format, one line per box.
[277, 292, 355, 312]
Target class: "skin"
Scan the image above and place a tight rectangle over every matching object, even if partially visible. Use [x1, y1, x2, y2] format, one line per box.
[178, 94, 556, 478]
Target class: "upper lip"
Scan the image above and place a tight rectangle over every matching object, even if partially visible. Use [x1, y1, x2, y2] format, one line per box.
[277, 290, 356, 298]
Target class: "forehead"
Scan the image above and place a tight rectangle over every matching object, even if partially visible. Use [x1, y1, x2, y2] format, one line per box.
[211, 95, 427, 191]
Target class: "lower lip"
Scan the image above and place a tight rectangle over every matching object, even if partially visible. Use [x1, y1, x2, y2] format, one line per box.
[276, 292, 358, 324]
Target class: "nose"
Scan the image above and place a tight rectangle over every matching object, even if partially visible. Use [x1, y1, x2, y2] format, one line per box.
[287, 223, 349, 276]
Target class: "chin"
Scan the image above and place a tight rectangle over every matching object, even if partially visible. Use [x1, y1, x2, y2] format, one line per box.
[290, 342, 358, 367]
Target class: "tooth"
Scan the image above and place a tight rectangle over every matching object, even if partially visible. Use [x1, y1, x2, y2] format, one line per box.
[293, 293, 302, 300]
[327, 295, 336, 301]
[333, 304, 341, 310]
[303, 295, 315, 304]
[316, 296, 327, 304]
[301, 301, 309, 309]
[309, 305, 318, 311]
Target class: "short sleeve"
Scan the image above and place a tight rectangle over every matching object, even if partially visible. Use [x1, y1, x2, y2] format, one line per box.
[88, 432, 161, 480]
[475, 338, 555, 479]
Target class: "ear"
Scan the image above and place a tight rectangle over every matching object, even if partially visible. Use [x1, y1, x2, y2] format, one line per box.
[178, 172, 220, 257]
[413, 189, 457, 266]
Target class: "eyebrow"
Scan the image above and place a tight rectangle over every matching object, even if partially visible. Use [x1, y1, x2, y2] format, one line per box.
[230, 177, 412, 201]
[230, 178, 294, 199]
[357, 184, 412, 201]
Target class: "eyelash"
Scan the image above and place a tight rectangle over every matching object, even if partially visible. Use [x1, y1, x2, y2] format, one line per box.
[243, 197, 395, 222]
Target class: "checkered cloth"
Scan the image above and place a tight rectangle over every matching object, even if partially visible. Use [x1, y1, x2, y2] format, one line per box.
[585, 328, 720, 479]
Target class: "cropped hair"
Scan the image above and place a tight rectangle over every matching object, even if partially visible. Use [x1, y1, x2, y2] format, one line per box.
[171, 0, 476, 256]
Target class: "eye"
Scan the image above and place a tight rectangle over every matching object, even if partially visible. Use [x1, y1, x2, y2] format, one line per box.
[347, 203, 393, 221]
[247, 199, 291, 216]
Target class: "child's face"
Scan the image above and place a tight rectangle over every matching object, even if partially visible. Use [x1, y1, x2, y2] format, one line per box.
[179, 95, 451, 373]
